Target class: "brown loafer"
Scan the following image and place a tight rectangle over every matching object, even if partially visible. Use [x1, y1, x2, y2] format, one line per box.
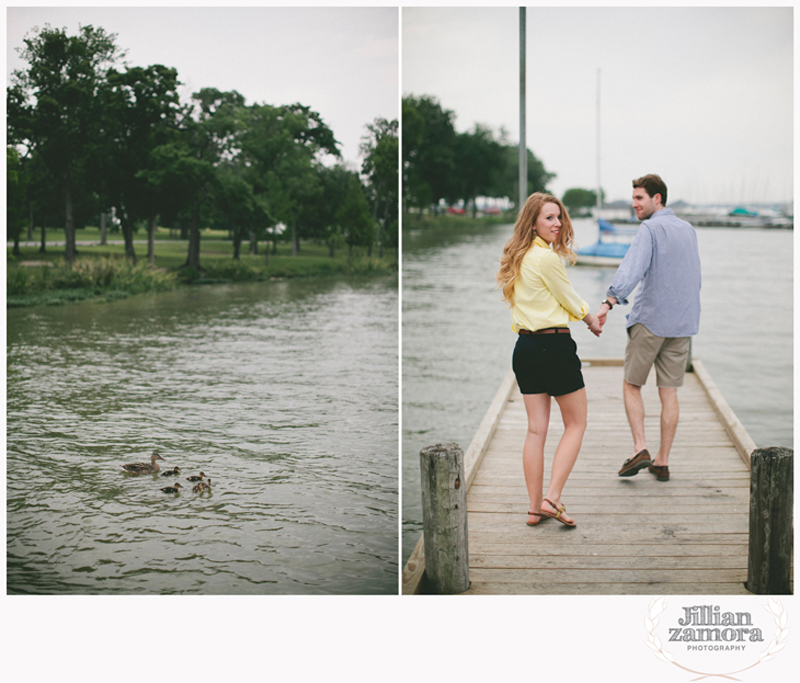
[618, 449, 652, 477]
[648, 464, 670, 481]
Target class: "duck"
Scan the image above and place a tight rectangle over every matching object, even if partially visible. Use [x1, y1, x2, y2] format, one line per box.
[193, 478, 212, 493]
[186, 471, 206, 482]
[160, 482, 183, 494]
[161, 466, 181, 477]
[120, 450, 165, 474]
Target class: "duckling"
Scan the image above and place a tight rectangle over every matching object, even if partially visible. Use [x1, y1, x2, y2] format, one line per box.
[193, 478, 212, 493]
[186, 471, 206, 483]
[160, 482, 183, 494]
[161, 466, 181, 477]
[120, 450, 165, 474]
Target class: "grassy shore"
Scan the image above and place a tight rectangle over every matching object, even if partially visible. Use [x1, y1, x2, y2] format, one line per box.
[7, 227, 397, 307]
[402, 212, 514, 232]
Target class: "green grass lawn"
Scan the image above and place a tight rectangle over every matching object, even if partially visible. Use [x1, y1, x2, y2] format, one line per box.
[7, 230, 397, 307]
[16, 225, 231, 243]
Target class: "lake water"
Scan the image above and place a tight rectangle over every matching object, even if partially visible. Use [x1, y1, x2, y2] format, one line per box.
[7, 276, 398, 594]
[402, 218, 792, 562]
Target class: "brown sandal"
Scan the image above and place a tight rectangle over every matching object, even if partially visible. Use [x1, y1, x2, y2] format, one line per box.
[526, 511, 543, 526]
[539, 497, 576, 527]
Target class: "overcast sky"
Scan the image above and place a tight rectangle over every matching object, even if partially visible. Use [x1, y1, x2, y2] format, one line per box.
[6, 5, 398, 168]
[404, 6, 793, 206]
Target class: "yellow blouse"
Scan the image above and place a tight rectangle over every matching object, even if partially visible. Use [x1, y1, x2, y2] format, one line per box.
[510, 237, 590, 333]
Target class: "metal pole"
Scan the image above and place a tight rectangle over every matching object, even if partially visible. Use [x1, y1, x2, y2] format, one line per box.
[596, 67, 602, 216]
[519, 7, 527, 210]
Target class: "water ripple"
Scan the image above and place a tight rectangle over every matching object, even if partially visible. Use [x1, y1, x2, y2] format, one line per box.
[8, 277, 398, 594]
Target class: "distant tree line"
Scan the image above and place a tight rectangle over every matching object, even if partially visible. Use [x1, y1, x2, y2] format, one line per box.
[7, 25, 398, 267]
[402, 94, 555, 217]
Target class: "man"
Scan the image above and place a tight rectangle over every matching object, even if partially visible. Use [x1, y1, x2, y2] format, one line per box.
[595, 174, 701, 481]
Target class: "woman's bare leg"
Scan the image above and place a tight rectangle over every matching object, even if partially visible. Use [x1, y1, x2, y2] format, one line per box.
[542, 388, 587, 524]
[522, 393, 551, 524]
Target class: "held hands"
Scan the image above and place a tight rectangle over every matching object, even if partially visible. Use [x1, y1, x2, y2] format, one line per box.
[587, 316, 603, 337]
[594, 299, 616, 330]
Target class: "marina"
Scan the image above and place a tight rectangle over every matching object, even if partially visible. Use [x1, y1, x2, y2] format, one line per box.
[403, 359, 766, 595]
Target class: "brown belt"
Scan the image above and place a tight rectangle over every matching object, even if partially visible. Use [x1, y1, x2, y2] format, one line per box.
[519, 327, 570, 335]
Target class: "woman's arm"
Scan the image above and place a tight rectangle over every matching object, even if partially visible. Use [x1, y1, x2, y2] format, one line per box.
[583, 312, 602, 337]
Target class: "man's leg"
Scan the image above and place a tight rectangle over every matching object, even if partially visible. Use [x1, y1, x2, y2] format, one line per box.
[655, 387, 679, 466]
[623, 379, 647, 455]
[618, 324, 660, 476]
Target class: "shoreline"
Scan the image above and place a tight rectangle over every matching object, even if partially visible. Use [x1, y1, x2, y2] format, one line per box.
[7, 238, 398, 308]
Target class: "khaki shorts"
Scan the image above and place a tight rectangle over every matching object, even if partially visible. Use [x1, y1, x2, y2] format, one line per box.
[624, 323, 691, 388]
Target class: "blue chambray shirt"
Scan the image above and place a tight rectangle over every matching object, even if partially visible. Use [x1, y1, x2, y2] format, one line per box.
[607, 208, 701, 338]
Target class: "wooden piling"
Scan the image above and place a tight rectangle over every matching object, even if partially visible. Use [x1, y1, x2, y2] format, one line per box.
[420, 443, 470, 594]
[746, 447, 793, 594]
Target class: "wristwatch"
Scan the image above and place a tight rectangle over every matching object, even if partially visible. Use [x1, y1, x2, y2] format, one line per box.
[601, 299, 614, 310]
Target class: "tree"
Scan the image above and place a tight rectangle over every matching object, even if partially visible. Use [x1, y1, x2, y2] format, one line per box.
[211, 167, 271, 261]
[337, 174, 374, 258]
[402, 95, 457, 215]
[9, 24, 121, 263]
[454, 124, 506, 217]
[101, 64, 186, 264]
[493, 145, 556, 203]
[7, 148, 26, 256]
[238, 102, 340, 256]
[562, 188, 598, 216]
[306, 164, 350, 258]
[360, 118, 398, 257]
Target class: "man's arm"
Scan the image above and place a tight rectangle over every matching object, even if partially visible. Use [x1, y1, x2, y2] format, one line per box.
[595, 296, 618, 328]
[594, 225, 654, 326]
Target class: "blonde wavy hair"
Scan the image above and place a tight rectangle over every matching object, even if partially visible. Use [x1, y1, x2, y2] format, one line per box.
[496, 192, 577, 306]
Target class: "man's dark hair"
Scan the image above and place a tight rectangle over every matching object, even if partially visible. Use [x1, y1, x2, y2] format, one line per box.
[633, 174, 668, 206]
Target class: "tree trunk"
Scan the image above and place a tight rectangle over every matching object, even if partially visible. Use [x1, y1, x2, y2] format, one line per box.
[184, 205, 202, 271]
[248, 231, 258, 255]
[64, 186, 76, 264]
[147, 216, 157, 266]
[233, 230, 242, 261]
[328, 240, 335, 258]
[12, 232, 21, 257]
[39, 222, 46, 253]
[291, 223, 298, 257]
[119, 211, 137, 265]
[27, 202, 34, 241]
[100, 212, 107, 245]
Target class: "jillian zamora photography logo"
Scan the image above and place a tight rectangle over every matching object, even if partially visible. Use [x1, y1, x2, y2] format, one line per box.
[644, 597, 789, 679]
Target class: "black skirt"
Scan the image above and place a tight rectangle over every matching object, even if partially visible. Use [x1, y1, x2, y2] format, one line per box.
[512, 330, 585, 396]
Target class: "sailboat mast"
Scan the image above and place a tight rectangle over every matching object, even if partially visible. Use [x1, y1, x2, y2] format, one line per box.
[596, 67, 601, 216]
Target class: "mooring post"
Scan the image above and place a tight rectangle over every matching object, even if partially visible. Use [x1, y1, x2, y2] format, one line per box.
[746, 447, 793, 594]
[419, 442, 470, 594]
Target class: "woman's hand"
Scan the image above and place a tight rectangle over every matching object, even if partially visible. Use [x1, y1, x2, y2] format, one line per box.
[588, 318, 602, 337]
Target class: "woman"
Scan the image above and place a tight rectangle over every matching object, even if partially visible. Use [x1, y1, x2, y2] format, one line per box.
[496, 192, 602, 527]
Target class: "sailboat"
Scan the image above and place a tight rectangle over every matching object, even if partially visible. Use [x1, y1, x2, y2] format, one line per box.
[575, 69, 637, 266]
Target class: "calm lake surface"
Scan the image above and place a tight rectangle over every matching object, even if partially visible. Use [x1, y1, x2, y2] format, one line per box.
[7, 276, 398, 594]
[402, 218, 792, 562]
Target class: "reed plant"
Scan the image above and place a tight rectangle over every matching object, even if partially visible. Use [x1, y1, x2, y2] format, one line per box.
[7, 257, 177, 306]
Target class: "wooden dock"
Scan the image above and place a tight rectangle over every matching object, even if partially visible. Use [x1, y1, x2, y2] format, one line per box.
[403, 359, 757, 595]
